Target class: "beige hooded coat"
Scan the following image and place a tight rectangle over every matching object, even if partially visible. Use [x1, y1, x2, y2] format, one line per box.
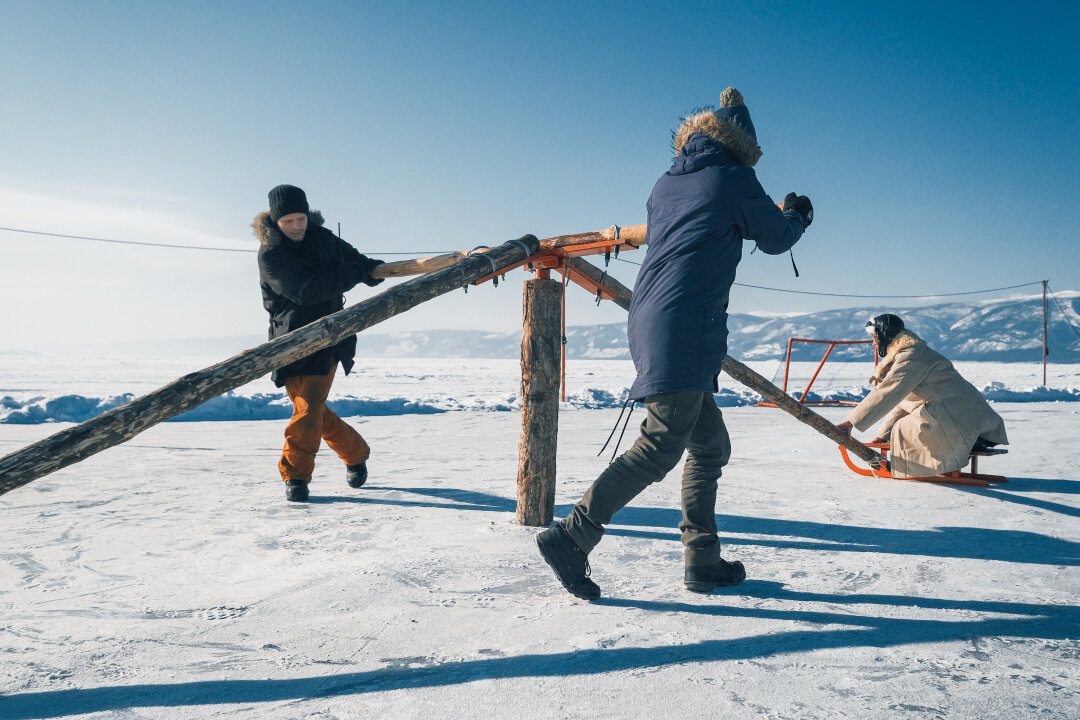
[847, 330, 1009, 478]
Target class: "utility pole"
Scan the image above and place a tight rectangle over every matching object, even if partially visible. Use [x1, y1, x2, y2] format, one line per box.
[1043, 279, 1049, 386]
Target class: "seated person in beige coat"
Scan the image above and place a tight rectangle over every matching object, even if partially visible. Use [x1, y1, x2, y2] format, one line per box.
[836, 313, 1008, 478]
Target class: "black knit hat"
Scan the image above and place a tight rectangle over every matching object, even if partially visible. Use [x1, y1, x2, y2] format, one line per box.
[865, 313, 905, 357]
[268, 184, 309, 222]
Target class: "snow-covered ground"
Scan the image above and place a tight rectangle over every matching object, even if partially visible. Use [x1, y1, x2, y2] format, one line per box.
[1, 357, 1078, 718]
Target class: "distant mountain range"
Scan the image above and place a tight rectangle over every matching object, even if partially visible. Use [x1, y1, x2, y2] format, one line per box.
[69, 292, 1080, 363]
[349, 292, 1080, 363]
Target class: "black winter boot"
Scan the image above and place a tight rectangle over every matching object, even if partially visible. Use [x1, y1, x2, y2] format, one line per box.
[535, 523, 601, 601]
[346, 461, 368, 488]
[284, 480, 309, 502]
[684, 558, 746, 593]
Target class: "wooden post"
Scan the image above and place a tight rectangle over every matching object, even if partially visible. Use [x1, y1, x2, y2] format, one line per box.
[516, 275, 563, 526]
[0, 235, 540, 497]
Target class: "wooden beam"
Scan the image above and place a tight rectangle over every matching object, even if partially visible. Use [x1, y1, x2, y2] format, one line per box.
[0, 235, 541, 497]
[563, 257, 886, 469]
[369, 225, 647, 281]
[372, 251, 470, 279]
[720, 356, 885, 468]
[539, 224, 647, 251]
[376, 213, 797, 281]
[562, 256, 632, 310]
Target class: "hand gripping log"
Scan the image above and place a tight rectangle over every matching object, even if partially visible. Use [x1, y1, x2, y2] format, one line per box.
[565, 257, 886, 469]
[0, 235, 541, 497]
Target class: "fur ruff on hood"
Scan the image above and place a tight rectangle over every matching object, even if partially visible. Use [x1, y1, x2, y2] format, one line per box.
[871, 330, 924, 382]
[673, 87, 762, 167]
[252, 209, 326, 246]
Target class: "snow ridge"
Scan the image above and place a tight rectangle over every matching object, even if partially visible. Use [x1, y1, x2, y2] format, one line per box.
[4, 384, 1077, 424]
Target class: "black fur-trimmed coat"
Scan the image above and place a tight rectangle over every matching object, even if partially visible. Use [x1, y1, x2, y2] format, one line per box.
[253, 210, 382, 387]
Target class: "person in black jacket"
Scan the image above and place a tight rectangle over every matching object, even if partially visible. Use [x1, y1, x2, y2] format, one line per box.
[536, 89, 812, 599]
[254, 184, 384, 502]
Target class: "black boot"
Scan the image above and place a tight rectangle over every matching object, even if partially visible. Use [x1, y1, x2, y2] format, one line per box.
[284, 480, 309, 502]
[684, 558, 746, 593]
[346, 461, 368, 488]
[535, 524, 601, 601]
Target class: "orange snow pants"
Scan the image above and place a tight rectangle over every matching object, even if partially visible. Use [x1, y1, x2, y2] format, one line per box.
[278, 365, 370, 483]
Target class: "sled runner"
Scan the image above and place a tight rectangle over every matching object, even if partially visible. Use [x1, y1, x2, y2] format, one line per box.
[838, 441, 1009, 487]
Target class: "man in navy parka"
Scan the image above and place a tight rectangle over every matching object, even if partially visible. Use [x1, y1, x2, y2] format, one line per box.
[537, 88, 812, 599]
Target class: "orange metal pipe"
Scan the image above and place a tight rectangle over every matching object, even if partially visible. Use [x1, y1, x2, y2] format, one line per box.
[799, 342, 837, 403]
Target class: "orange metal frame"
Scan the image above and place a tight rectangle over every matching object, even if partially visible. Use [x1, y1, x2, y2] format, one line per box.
[471, 239, 638, 401]
[758, 337, 877, 408]
[838, 441, 1009, 487]
[471, 240, 635, 300]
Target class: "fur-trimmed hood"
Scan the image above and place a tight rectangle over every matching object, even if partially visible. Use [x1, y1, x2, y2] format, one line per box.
[871, 329, 925, 382]
[252, 209, 326, 247]
[673, 87, 762, 167]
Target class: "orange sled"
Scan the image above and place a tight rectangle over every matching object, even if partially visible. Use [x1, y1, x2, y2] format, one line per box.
[838, 441, 1009, 487]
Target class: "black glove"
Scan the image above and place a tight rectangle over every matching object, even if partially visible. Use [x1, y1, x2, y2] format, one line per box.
[783, 192, 814, 229]
[362, 258, 386, 287]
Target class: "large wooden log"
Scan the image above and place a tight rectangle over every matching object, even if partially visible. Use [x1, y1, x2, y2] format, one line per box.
[378, 213, 790, 281]
[367, 226, 648, 281]
[564, 258, 886, 469]
[372, 251, 469, 279]
[0, 235, 541, 497]
[563, 256, 632, 311]
[719, 356, 885, 468]
[516, 278, 563, 526]
[539, 224, 647, 251]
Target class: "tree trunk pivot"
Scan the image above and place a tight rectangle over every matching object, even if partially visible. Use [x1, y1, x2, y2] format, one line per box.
[516, 278, 563, 526]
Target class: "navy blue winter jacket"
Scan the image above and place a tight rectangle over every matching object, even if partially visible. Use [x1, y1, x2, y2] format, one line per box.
[627, 131, 805, 400]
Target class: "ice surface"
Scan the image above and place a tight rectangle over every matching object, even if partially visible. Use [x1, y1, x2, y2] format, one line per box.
[0, 357, 1078, 718]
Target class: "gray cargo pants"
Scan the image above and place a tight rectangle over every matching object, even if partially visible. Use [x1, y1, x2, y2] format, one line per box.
[562, 389, 732, 567]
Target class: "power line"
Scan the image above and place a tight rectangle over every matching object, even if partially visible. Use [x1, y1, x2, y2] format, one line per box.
[614, 257, 1043, 299]
[730, 280, 1044, 299]
[0, 225, 256, 253]
[0, 224, 454, 256]
[0, 223, 1061, 302]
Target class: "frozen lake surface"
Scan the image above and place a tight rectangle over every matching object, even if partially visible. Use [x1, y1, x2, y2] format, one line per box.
[0, 356, 1078, 718]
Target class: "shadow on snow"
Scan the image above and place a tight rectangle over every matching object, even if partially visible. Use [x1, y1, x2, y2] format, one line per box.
[368, 486, 1080, 566]
[3, 591, 1076, 718]
[4, 485, 1077, 717]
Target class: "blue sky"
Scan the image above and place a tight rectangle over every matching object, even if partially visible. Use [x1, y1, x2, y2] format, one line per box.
[1, 1, 1076, 352]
